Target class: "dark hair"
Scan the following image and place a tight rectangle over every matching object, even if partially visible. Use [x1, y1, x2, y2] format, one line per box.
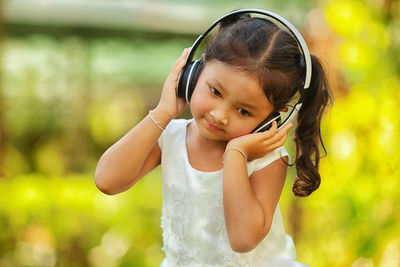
[205, 15, 333, 197]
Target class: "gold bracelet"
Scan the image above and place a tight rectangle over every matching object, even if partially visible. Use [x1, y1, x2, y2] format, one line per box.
[148, 109, 165, 131]
[223, 148, 248, 162]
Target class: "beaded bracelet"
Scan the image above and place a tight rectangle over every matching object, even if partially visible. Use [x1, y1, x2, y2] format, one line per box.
[148, 109, 166, 131]
[223, 147, 248, 162]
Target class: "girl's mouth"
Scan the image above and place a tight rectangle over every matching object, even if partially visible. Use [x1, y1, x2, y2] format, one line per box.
[205, 119, 223, 132]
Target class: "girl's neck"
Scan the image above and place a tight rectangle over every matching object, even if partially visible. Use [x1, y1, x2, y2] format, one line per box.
[188, 120, 227, 152]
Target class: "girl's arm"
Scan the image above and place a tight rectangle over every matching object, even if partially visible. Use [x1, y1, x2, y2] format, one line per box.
[222, 121, 292, 253]
[94, 48, 190, 195]
[94, 109, 169, 195]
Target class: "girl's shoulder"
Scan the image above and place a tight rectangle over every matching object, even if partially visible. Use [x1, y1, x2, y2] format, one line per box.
[164, 118, 192, 133]
[158, 118, 193, 147]
[247, 146, 290, 175]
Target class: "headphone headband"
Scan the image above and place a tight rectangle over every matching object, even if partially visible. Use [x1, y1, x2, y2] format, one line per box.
[178, 9, 312, 132]
[186, 8, 312, 89]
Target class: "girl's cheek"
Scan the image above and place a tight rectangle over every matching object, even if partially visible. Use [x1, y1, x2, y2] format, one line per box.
[190, 87, 210, 116]
[190, 85, 213, 114]
[229, 122, 254, 138]
[231, 130, 251, 139]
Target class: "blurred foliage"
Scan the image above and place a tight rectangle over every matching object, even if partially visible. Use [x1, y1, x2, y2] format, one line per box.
[279, 0, 400, 266]
[2, 35, 191, 176]
[1, 0, 400, 266]
[0, 171, 163, 266]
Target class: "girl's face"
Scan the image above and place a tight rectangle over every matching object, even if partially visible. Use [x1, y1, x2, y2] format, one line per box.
[190, 59, 274, 142]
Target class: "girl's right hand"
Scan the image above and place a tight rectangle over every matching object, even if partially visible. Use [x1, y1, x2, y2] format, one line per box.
[156, 48, 191, 118]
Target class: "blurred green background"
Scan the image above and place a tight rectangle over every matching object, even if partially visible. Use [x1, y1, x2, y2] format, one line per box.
[0, 0, 399, 266]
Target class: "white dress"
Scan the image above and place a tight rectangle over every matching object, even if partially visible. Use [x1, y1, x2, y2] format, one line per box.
[157, 119, 309, 267]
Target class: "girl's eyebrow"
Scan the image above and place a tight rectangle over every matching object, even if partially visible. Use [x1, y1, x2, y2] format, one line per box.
[211, 79, 259, 112]
[212, 79, 227, 93]
[237, 101, 258, 112]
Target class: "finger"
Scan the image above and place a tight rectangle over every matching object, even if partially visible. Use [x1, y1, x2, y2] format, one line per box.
[273, 134, 288, 149]
[169, 49, 191, 78]
[278, 122, 293, 133]
[166, 61, 186, 85]
[171, 57, 186, 74]
[277, 122, 292, 137]
[263, 134, 282, 148]
[257, 122, 276, 140]
[259, 121, 279, 140]
[173, 48, 191, 67]
[267, 120, 278, 135]
[271, 120, 278, 132]
[183, 47, 191, 56]
[262, 136, 286, 152]
[268, 122, 291, 142]
[263, 126, 290, 147]
[172, 58, 187, 76]
[277, 132, 289, 145]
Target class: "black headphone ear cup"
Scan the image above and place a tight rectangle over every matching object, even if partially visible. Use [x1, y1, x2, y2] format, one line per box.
[251, 111, 281, 133]
[177, 62, 192, 100]
[176, 59, 203, 102]
[187, 59, 203, 102]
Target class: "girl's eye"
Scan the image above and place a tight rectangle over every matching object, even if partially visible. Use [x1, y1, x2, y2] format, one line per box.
[210, 86, 222, 97]
[238, 108, 251, 116]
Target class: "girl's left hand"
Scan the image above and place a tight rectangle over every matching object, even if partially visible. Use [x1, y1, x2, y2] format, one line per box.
[225, 121, 292, 161]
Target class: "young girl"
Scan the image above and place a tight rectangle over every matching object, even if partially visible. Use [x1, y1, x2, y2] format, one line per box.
[95, 10, 331, 267]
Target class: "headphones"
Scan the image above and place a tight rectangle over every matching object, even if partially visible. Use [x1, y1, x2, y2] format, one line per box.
[177, 8, 312, 132]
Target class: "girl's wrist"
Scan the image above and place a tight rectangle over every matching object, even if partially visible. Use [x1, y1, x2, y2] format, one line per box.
[223, 147, 248, 162]
[154, 105, 175, 119]
[149, 108, 173, 131]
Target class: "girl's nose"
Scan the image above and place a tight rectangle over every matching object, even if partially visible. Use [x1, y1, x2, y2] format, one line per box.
[210, 109, 228, 125]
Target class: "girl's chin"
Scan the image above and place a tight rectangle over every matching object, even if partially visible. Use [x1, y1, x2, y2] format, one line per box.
[193, 116, 252, 141]
[194, 119, 227, 141]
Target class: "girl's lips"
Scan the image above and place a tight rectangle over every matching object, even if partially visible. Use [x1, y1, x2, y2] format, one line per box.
[205, 119, 223, 132]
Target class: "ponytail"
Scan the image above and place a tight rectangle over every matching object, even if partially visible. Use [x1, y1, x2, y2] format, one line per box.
[293, 55, 333, 197]
[203, 17, 333, 196]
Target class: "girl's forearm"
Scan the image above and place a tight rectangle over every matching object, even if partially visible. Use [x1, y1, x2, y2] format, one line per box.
[94, 108, 171, 194]
[223, 151, 268, 253]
